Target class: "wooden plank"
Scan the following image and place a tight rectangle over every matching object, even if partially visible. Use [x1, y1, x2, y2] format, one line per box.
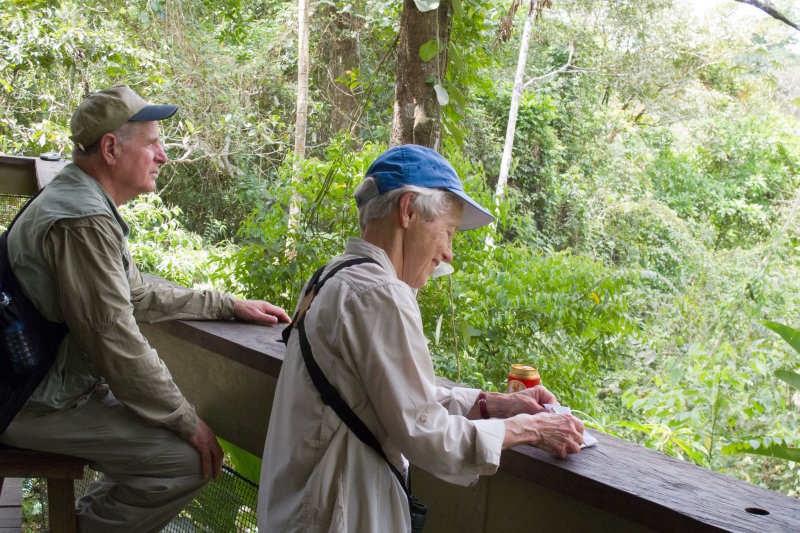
[0, 478, 21, 507]
[501, 430, 800, 532]
[47, 479, 76, 533]
[0, 449, 87, 479]
[0, 476, 21, 532]
[0, 156, 36, 196]
[34, 157, 68, 189]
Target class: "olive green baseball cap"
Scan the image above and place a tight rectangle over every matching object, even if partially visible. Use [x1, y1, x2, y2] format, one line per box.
[69, 85, 178, 150]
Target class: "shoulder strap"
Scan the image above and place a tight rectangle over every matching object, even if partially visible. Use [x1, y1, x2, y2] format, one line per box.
[0, 187, 68, 434]
[281, 257, 377, 345]
[289, 257, 409, 491]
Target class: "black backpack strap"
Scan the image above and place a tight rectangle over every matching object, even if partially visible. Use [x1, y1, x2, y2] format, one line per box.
[290, 257, 409, 491]
[0, 187, 68, 434]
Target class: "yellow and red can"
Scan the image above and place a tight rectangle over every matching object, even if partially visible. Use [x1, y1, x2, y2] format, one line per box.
[506, 364, 541, 392]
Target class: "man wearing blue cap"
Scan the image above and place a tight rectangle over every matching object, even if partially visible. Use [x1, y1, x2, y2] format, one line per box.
[0, 85, 290, 532]
[258, 144, 585, 532]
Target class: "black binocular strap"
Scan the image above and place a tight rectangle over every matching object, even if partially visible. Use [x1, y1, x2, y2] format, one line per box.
[288, 257, 410, 492]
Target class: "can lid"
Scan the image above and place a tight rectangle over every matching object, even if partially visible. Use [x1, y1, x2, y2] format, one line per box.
[509, 364, 539, 379]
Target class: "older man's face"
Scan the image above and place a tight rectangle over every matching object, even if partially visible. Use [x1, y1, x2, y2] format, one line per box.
[112, 121, 167, 203]
[401, 201, 462, 289]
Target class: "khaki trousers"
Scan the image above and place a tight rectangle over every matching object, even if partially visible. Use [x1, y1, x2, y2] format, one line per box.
[0, 390, 208, 533]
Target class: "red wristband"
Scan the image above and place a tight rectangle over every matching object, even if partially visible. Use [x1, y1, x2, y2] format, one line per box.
[478, 391, 490, 419]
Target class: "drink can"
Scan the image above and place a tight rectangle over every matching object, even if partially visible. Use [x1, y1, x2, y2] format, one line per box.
[506, 364, 541, 392]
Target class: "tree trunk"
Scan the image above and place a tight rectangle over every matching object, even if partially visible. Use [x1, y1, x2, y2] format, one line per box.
[495, 1, 535, 204]
[287, 0, 311, 254]
[321, 5, 362, 143]
[390, 0, 452, 150]
[486, 1, 536, 246]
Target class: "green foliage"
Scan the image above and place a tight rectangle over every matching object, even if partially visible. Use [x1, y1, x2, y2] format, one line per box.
[719, 321, 800, 466]
[218, 437, 262, 484]
[644, 110, 800, 249]
[420, 238, 640, 414]
[597, 199, 705, 287]
[723, 437, 800, 463]
[762, 320, 800, 355]
[211, 139, 380, 307]
[121, 193, 227, 289]
[0, 0, 166, 155]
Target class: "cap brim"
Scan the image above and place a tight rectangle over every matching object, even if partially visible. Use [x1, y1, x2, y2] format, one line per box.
[130, 104, 178, 121]
[452, 190, 495, 230]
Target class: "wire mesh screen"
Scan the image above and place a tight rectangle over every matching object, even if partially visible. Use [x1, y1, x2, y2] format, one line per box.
[0, 194, 29, 228]
[165, 466, 259, 533]
[42, 465, 259, 532]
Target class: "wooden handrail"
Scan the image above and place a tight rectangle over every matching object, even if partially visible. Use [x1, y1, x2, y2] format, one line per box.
[148, 314, 800, 532]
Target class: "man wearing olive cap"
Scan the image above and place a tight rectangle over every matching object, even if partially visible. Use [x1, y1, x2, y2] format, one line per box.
[0, 85, 290, 532]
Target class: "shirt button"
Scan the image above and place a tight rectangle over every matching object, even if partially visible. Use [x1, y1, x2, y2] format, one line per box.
[418, 415, 428, 424]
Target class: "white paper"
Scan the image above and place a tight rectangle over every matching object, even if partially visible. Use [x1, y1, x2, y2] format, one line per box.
[543, 403, 598, 448]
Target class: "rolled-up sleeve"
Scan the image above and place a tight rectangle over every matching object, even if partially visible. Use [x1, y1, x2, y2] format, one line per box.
[42, 216, 213, 439]
[437, 386, 481, 416]
[128, 262, 236, 323]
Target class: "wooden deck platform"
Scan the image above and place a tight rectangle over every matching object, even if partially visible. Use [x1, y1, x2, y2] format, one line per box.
[0, 478, 22, 533]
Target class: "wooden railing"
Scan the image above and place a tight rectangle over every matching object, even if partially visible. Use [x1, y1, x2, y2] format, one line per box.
[142, 316, 800, 533]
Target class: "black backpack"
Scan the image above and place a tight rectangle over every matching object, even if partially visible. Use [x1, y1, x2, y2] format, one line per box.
[0, 190, 69, 434]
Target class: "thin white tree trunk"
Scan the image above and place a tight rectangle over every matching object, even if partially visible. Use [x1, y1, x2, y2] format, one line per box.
[486, 0, 535, 247]
[287, 0, 310, 256]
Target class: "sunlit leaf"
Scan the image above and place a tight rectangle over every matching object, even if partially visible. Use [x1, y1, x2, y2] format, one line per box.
[775, 369, 800, 390]
[761, 320, 800, 356]
[414, 0, 439, 12]
[218, 437, 262, 483]
[434, 84, 449, 105]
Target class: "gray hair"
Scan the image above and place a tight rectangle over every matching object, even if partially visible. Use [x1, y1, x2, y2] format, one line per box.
[71, 121, 138, 159]
[355, 177, 464, 231]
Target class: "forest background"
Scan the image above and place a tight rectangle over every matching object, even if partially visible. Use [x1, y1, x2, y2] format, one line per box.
[3, 0, 800, 502]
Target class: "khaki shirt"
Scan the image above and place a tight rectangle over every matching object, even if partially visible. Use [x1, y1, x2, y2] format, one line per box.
[22, 214, 235, 440]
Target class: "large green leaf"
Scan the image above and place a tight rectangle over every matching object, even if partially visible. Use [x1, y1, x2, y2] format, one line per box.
[218, 437, 262, 483]
[761, 320, 800, 356]
[775, 369, 800, 390]
[723, 440, 800, 462]
[419, 40, 439, 62]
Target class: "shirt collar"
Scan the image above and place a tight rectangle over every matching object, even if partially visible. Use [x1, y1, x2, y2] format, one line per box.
[344, 237, 398, 280]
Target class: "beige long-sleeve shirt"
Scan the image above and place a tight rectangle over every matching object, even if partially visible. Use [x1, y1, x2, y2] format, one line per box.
[22, 214, 236, 439]
[258, 238, 505, 532]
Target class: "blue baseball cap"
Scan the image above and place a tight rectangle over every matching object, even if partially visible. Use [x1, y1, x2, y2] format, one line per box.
[355, 144, 495, 230]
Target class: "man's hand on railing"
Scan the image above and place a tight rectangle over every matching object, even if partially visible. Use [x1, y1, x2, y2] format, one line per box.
[233, 299, 291, 325]
[502, 412, 585, 458]
[468, 385, 558, 419]
[507, 385, 559, 415]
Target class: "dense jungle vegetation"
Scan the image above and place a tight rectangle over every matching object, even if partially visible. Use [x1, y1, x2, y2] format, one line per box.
[3, 0, 800, 503]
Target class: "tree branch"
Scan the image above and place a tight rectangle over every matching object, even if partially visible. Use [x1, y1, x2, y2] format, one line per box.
[733, 0, 800, 31]
[522, 42, 575, 89]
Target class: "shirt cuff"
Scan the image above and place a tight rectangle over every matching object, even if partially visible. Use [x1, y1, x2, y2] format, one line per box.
[446, 387, 482, 416]
[164, 398, 200, 440]
[472, 419, 505, 472]
[220, 293, 238, 319]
